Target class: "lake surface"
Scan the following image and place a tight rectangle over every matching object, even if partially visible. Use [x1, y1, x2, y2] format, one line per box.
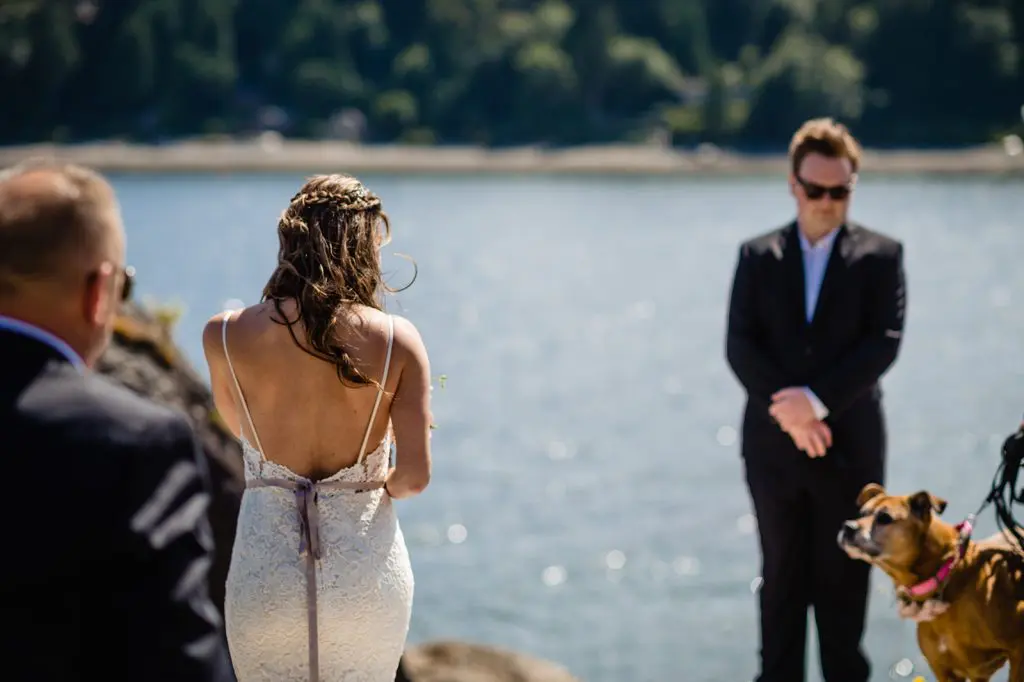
[111, 171, 1024, 682]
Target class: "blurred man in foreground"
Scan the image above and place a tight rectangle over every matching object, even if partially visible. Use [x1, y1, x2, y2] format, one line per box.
[0, 159, 234, 681]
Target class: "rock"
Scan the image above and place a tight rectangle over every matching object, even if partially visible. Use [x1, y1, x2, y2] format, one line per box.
[96, 300, 244, 612]
[397, 641, 581, 682]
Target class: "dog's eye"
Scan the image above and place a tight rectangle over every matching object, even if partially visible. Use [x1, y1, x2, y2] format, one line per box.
[875, 511, 893, 525]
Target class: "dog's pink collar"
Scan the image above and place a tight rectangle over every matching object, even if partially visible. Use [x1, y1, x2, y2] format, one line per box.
[897, 518, 973, 600]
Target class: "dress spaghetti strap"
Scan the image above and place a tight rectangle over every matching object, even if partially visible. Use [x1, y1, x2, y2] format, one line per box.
[355, 315, 394, 464]
[221, 312, 268, 459]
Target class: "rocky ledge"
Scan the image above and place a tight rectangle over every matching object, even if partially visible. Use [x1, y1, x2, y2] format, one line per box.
[96, 300, 244, 612]
[97, 301, 581, 682]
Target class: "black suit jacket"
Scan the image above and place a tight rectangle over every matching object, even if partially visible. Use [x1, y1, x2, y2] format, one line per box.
[725, 221, 906, 469]
[0, 329, 234, 682]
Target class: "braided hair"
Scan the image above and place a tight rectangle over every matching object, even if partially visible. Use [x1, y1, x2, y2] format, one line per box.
[262, 174, 410, 388]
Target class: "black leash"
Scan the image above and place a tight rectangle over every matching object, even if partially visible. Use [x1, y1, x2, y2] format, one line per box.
[971, 425, 1024, 552]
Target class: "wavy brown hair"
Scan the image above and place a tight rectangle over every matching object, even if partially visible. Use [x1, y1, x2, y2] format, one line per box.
[788, 117, 862, 176]
[262, 174, 412, 388]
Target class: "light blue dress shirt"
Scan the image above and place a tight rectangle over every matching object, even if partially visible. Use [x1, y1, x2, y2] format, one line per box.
[796, 225, 840, 419]
[799, 226, 840, 323]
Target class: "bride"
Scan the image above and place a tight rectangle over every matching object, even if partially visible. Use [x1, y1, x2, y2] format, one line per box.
[202, 174, 433, 681]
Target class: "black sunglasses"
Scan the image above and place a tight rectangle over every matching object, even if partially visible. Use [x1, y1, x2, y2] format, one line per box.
[796, 176, 852, 201]
[87, 264, 135, 302]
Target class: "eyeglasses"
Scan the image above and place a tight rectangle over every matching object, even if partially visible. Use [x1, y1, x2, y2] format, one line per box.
[120, 265, 135, 301]
[87, 264, 135, 302]
[796, 176, 853, 201]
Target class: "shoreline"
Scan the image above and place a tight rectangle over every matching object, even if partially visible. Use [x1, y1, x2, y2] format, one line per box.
[1, 139, 1022, 176]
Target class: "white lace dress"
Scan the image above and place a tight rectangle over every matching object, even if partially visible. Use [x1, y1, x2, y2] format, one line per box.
[220, 314, 414, 682]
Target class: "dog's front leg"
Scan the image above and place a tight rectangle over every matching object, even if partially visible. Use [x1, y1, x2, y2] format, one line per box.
[929, 670, 966, 682]
[1007, 651, 1024, 682]
[930, 671, 966, 682]
[917, 630, 965, 682]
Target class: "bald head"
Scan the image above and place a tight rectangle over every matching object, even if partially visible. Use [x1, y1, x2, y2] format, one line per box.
[0, 159, 129, 367]
[0, 158, 122, 297]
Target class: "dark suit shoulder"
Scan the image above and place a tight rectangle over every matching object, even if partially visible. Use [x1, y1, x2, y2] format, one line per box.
[741, 223, 790, 249]
[737, 222, 793, 262]
[847, 221, 903, 257]
[21, 361, 192, 457]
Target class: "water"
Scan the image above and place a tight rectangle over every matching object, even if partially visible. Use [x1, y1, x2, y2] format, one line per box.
[112, 172, 1024, 682]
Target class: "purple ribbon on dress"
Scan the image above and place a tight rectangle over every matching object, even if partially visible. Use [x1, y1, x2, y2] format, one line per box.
[295, 482, 320, 559]
[247, 477, 386, 682]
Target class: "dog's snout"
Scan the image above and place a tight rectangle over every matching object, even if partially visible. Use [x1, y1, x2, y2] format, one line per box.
[837, 520, 860, 550]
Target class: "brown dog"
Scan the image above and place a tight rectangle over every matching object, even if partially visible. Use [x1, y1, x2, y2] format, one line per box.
[838, 483, 1024, 682]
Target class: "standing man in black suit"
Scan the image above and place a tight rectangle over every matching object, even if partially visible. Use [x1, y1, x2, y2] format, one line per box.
[0, 159, 234, 681]
[725, 118, 907, 682]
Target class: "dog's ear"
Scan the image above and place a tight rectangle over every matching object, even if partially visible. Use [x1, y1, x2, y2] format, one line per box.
[856, 483, 885, 508]
[909, 490, 947, 519]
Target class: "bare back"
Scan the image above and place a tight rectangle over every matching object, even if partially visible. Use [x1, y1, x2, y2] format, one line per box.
[212, 300, 398, 481]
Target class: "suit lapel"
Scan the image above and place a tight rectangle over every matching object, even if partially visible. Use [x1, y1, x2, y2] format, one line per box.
[811, 223, 856, 326]
[780, 222, 808, 328]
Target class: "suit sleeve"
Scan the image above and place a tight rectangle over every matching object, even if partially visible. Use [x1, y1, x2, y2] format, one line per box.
[122, 412, 234, 682]
[808, 243, 907, 418]
[725, 243, 790, 408]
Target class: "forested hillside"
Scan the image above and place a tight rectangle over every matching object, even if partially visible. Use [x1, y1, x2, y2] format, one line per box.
[1, 0, 1021, 149]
